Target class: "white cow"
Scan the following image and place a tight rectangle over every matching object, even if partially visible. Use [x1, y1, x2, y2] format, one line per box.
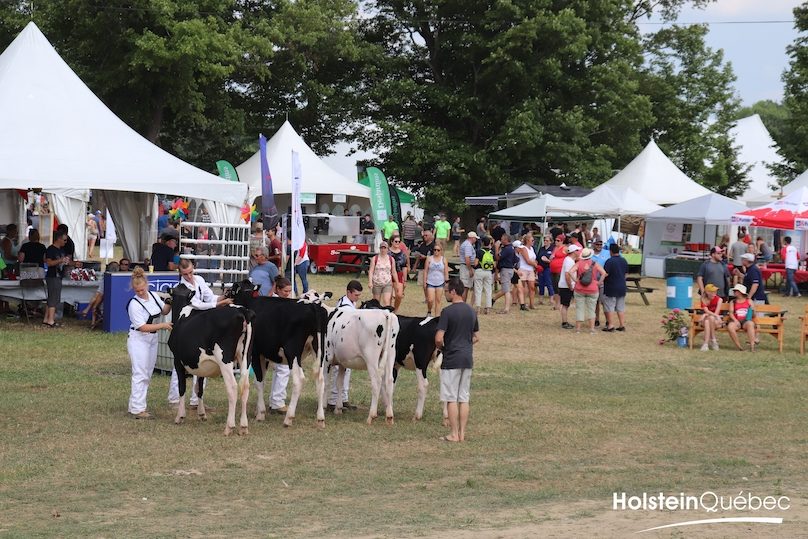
[323, 307, 399, 425]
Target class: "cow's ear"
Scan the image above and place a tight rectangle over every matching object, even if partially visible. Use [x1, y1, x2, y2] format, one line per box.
[323, 291, 333, 300]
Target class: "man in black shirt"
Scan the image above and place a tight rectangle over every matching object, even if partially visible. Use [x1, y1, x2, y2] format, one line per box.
[43, 230, 69, 327]
[360, 214, 376, 245]
[414, 229, 436, 303]
[56, 224, 75, 260]
[17, 228, 46, 265]
[490, 221, 506, 243]
[151, 234, 179, 271]
[436, 278, 479, 442]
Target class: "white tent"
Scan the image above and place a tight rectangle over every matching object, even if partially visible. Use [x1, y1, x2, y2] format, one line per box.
[488, 194, 571, 221]
[732, 114, 784, 203]
[236, 121, 370, 212]
[597, 140, 711, 205]
[0, 22, 247, 259]
[646, 192, 747, 225]
[751, 167, 808, 205]
[547, 186, 662, 217]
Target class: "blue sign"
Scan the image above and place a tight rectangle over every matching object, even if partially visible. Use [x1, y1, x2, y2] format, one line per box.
[103, 272, 179, 332]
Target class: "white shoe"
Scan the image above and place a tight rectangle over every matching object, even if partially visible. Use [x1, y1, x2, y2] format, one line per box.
[700, 343, 709, 351]
[710, 340, 720, 351]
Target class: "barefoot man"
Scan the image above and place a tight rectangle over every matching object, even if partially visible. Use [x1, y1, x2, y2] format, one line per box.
[435, 277, 479, 442]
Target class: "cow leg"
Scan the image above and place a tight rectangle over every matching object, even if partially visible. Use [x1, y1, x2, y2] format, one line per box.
[238, 358, 251, 435]
[334, 367, 346, 415]
[367, 367, 380, 425]
[284, 360, 304, 427]
[414, 368, 428, 421]
[384, 363, 395, 426]
[313, 360, 325, 428]
[174, 360, 186, 425]
[196, 377, 207, 421]
[254, 359, 267, 422]
[220, 363, 238, 437]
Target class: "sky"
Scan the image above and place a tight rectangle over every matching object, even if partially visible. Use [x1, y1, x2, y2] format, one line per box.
[647, 0, 802, 106]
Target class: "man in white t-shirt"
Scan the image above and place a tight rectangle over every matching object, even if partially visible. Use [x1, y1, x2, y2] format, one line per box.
[782, 236, 801, 297]
[328, 280, 363, 411]
[557, 244, 581, 329]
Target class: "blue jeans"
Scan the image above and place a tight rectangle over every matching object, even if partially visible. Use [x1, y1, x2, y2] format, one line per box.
[786, 268, 799, 296]
[286, 260, 310, 294]
[537, 268, 554, 296]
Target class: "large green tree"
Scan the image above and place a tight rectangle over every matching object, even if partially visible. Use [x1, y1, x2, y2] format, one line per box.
[639, 24, 748, 197]
[776, 3, 808, 183]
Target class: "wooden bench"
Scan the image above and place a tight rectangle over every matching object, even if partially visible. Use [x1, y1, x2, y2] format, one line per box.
[799, 305, 808, 354]
[328, 262, 368, 277]
[688, 303, 785, 352]
[626, 276, 655, 306]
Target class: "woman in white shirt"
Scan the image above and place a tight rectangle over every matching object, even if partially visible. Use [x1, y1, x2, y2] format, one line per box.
[127, 267, 172, 419]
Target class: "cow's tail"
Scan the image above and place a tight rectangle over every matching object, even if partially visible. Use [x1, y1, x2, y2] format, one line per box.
[382, 312, 397, 380]
[238, 314, 253, 399]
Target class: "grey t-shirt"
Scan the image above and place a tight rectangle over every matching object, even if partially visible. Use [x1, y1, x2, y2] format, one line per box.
[437, 302, 478, 370]
[730, 241, 748, 265]
[697, 260, 731, 297]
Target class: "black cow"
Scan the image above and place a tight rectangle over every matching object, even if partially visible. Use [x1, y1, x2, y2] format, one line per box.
[360, 299, 443, 421]
[229, 281, 331, 428]
[168, 285, 255, 436]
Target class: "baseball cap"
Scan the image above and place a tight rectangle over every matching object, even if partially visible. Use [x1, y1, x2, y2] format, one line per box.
[379, 241, 389, 248]
[704, 283, 719, 293]
[468, 231, 479, 239]
[567, 244, 581, 253]
[580, 248, 593, 259]
[741, 253, 756, 262]
[512, 240, 523, 248]
[594, 238, 603, 244]
[733, 283, 748, 295]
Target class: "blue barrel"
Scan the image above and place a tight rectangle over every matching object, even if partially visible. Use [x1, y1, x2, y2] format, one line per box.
[666, 274, 693, 310]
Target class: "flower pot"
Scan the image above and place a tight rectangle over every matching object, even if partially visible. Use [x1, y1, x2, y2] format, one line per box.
[676, 336, 688, 348]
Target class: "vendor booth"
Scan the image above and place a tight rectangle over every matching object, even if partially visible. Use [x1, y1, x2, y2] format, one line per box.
[643, 193, 746, 278]
[733, 186, 808, 255]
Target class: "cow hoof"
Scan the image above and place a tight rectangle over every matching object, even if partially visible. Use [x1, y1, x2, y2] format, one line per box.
[255, 412, 266, 422]
[174, 417, 184, 425]
[412, 416, 422, 422]
[224, 426, 232, 436]
[316, 419, 325, 429]
[198, 414, 207, 421]
[283, 417, 294, 428]
[239, 426, 249, 436]
[386, 416, 395, 426]
[366, 416, 374, 425]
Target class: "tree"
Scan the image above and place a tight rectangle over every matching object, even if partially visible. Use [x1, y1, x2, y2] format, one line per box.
[777, 4, 808, 184]
[639, 24, 748, 197]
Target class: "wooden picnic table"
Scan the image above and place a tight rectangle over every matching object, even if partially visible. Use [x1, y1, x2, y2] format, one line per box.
[328, 249, 377, 277]
[626, 275, 655, 306]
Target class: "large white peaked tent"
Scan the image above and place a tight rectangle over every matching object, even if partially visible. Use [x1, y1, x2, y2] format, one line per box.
[237, 121, 370, 207]
[732, 114, 784, 203]
[0, 22, 247, 258]
[597, 140, 711, 205]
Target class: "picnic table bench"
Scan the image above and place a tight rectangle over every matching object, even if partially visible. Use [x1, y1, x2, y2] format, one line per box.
[626, 276, 655, 306]
[328, 250, 376, 277]
[687, 303, 786, 352]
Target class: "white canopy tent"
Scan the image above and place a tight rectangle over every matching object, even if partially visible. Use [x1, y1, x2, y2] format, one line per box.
[732, 114, 785, 203]
[236, 121, 370, 215]
[750, 167, 808, 205]
[488, 194, 571, 221]
[597, 140, 711, 205]
[547, 185, 662, 218]
[0, 22, 247, 260]
[642, 193, 746, 277]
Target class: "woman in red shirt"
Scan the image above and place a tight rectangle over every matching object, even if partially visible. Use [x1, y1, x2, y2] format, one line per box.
[699, 283, 724, 351]
[727, 283, 755, 352]
[549, 236, 568, 310]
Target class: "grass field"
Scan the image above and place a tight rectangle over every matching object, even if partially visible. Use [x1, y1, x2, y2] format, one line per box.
[1, 274, 808, 537]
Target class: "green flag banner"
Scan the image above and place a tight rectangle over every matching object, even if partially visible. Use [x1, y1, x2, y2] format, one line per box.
[366, 167, 393, 228]
[216, 160, 239, 182]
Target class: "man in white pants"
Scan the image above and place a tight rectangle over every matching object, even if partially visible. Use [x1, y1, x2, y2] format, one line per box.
[168, 259, 232, 407]
[265, 277, 293, 413]
[327, 280, 363, 411]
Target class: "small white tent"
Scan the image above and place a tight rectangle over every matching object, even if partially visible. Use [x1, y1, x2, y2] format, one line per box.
[236, 121, 370, 214]
[488, 194, 570, 221]
[0, 22, 247, 259]
[732, 114, 784, 203]
[547, 186, 662, 217]
[597, 140, 711, 205]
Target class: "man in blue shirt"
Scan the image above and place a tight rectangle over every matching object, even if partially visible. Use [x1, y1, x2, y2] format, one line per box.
[250, 246, 279, 296]
[741, 253, 767, 305]
[602, 243, 628, 332]
[591, 239, 610, 326]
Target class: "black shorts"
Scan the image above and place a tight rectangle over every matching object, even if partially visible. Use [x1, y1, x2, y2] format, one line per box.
[559, 288, 573, 307]
[552, 272, 561, 291]
[511, 271, 519, 285]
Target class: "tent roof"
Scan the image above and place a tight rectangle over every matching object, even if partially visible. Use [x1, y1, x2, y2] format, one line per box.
[488, 195, 573, 221]
[751, 164, 808, 204]
[0, 22, 246, 206]
[236, 121, 370, 202]
[598, 140, 711, 205]
[733, 186, 808, 230]
[547, 185, 662, 217]
[646, 192, 746, 225]
[732, 114, 784, 203]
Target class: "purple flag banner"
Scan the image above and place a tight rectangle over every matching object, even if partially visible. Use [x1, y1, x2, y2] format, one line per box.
[260, 134, 279, 231]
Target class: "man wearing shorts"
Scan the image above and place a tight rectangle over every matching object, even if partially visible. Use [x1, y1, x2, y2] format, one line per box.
[602, 243, 628, 332]
[43, 230, 69, 328]
[459, 231, 478, 302]
[557, 244, 580, 329]
[492, 234, 517, 314]
[436, 278, 479, 443]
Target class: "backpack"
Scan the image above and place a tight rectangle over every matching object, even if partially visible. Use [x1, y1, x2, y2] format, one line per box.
[480, 248, 495, 271]
[578, 261, 594, 286]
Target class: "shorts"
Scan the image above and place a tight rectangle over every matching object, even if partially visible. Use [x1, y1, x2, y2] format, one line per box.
[499, 268, 514, 293]
[372, 283, 393, 296]
[574, 291, 598, 321]
[602, 295, 625, 313]
[396, 271, 406, 284]
[459, 265, 473, 288]
[559, 288, 573, 307]
[552, 272, 561, 291]
[517, 268, 536, 282]
[427, 282, 444, 289]
[451, 234, 461, 241]
[440, 368, 472, 403]
[46, 277, 62, 308]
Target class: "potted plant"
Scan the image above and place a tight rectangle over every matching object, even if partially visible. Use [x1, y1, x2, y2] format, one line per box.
[660, 308, 689, 347]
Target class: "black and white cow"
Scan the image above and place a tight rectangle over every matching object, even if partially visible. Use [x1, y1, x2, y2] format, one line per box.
[324, 306, 399, 424]
[360, 299, 443, 421]
[167, 285, 255, 436]
[229, 281, 331, 428]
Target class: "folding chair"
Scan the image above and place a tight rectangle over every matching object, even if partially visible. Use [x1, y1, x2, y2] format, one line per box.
[19, 277, 46, 324]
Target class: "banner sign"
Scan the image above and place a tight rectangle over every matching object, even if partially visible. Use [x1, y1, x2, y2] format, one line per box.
[366, 166, 392, 228]
[387, 183, 402, 229]
[291, 150, 307, 295]
[259, 134, 280, 231]
[216, 160, 239, 182]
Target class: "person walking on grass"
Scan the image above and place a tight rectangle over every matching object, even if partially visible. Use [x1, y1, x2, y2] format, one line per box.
[569, 248, 607, 334]
[781, 236, 801, 297]
[602, 243, 628, 333]
[727, 284, 756, 352]
[473, 236, 495, 315]
[492, 234, 517, 314]
[424, 243, 449, 316]
[436, 277, 479, 443]
[557, 244, 580, 329]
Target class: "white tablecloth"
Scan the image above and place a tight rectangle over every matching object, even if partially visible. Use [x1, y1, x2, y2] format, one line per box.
[0, 279, 98, 304]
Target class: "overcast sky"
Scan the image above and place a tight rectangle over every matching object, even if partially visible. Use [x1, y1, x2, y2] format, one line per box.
[648, 0, 802, 106]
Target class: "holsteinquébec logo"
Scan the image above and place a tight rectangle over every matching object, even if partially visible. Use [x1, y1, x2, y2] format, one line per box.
[612, 491, 790, 533]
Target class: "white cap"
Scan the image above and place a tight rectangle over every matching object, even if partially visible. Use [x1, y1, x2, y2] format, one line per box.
[567, 244, 581, 253]
[512, 240, 523, 248]
[741, 253, 756, 262]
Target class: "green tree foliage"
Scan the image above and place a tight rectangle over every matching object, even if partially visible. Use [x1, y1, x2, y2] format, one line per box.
[777, 4, 808, 183]
[639, 24, 748, 197]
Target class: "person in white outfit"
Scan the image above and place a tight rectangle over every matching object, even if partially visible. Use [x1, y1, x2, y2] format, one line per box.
[263, 276, 293, 413]
[168, 259, 232, 406]
[327, 280, 363, 411]
[127, 267, 172, 419]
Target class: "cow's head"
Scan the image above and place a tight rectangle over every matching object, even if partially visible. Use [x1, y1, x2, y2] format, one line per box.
[228, 279, 260, 305]
[297, 290, 333, 305]
[169, 285, 195, 320]
[359, 299, 395, 312]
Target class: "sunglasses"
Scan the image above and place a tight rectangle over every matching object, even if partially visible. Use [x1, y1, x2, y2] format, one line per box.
[393, 240, 401, 243]
[434, 248, 442, 251]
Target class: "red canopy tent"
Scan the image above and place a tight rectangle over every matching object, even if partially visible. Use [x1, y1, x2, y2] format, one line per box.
[732, 187, 808, 230]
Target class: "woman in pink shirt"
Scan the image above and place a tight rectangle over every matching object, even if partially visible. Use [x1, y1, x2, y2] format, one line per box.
[568, 248, 607, 334]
